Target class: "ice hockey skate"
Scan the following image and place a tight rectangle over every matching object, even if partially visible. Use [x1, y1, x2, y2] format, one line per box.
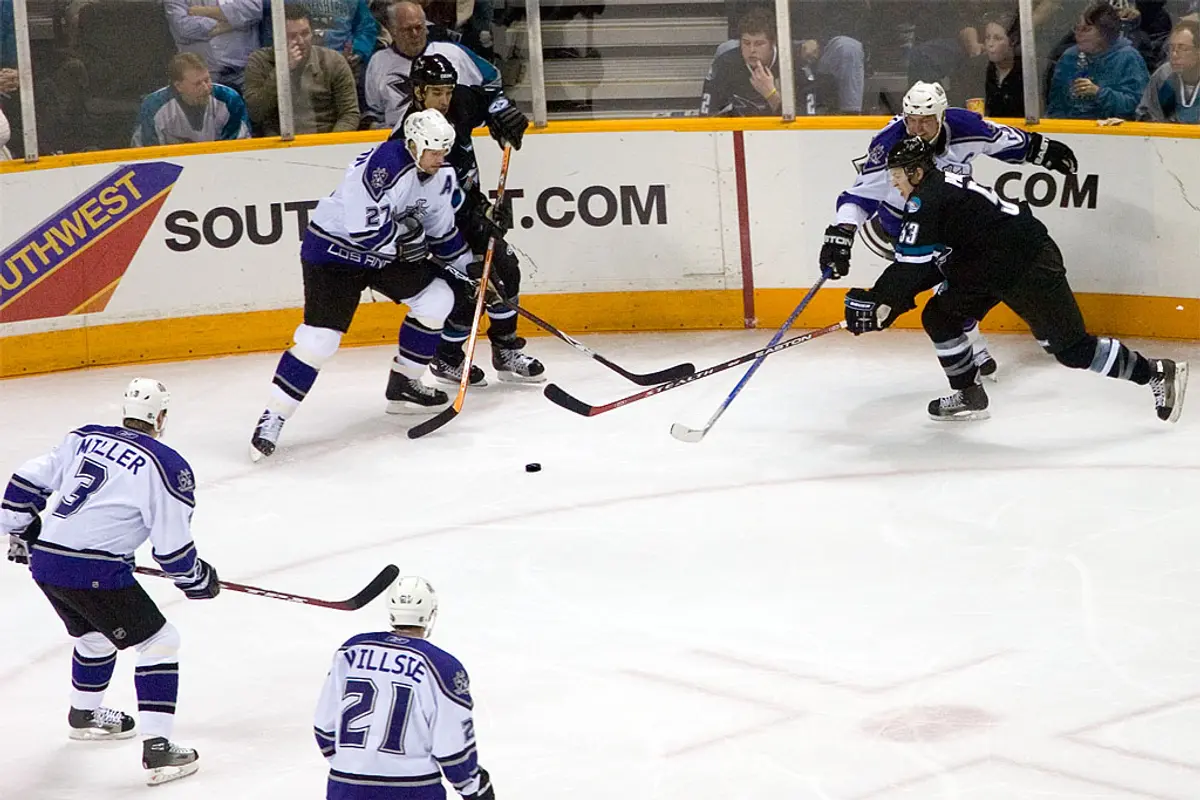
[430, 349, 488, 387]
[386, 368, 450, 414]
[928, 383, 990, 421]
[68, 706, 136, 740]
[250, 410, 285, 462]
[975, 348, 998, 382]
[491, 337, 545, 383]
[142, 736, 199, 786]
[1150, 359, 1188, 423]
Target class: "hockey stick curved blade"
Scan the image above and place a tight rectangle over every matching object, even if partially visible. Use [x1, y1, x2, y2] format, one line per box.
[341, 564, 401, 609]
[668, 423, 706, 443]
[600, 357, 696, 386]
[543, 383, 597, 416]
[407, 406, 459, 439]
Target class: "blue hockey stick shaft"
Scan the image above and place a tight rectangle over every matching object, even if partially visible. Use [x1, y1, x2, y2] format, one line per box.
[671, 269, 831, 442]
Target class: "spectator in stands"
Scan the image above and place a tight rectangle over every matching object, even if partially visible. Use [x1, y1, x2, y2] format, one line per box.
[133, 52, 252, 146]
[1046, 1, 1149, 118]
[261, 0, 377, 77]
[908, 19, 989, 107]
[1137, 19, 1200, 121]
[701, 7, 839, 116]
[244, 3, 360, 134]
[166, 0, 263, 92]
[0, 103, 10, 159]
[984, 13, 1026, 117]
[1, 0, 23, 158]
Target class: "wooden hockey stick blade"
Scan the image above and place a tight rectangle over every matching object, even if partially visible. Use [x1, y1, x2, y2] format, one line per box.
[543, 322, 846, 417]
[668, 423, 706, 443]
[133, 564, 400, 611]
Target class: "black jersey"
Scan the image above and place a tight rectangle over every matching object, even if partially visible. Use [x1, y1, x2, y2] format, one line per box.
[893, 169, 1049, 289]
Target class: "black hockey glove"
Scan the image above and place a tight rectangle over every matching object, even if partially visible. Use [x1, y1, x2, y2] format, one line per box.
[844, 287, 895, 335]
[486, 96, 529, 150]
[468, 196, 511, 241]
[1026, 132, 1078, 175]
[820, 224, 856, 279]
[395, 216, 428, 263]
[179, 559, 221, 600]
[466, 255, 507, 303]
[7, 535, 30, 565]
[464, 767, 495, 800]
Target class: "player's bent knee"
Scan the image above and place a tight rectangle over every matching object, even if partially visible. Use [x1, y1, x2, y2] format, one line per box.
[920, 296, 959, 339]
[1054, 335, 1097, 369]
[76, 630, 117, 658]
[406, 278, 455, 327]
[292, 324, 343, 367]
[135, 621, 181, 665]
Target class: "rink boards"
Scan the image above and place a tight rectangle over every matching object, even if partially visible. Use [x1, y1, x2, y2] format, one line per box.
[0, 118, 1198, 376]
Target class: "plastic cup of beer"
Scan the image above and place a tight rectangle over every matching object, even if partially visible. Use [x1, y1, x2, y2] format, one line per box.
[966, 98, 985, 114]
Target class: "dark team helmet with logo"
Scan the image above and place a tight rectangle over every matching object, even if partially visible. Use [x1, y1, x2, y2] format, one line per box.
[887, 136, 937, 174]
[411, 54, 457, 88]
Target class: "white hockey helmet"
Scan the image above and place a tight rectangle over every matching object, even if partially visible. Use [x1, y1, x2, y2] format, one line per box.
[903, 81, 949, 121]
[388, 576, 439, 634]
[122, 377, 170, 434]
[404, 109, 455, 169]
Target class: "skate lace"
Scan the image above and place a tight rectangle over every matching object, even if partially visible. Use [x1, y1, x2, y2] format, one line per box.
[497, 348, 536, 370]
[92, 707, 126, 727]
[938, 391, 965, 409]
[1150, 366, 1168, 404]
[256, 411, 284, 438]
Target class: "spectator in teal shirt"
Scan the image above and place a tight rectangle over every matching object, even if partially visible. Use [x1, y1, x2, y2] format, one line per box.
[1047, 1, 1150, 119]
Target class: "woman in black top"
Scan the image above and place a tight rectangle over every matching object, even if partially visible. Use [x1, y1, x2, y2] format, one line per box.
[984, 15, 1026, 116]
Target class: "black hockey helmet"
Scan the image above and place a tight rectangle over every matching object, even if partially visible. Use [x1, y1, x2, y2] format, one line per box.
[887, 136, 936, 174]
[411, 54, 457, 87]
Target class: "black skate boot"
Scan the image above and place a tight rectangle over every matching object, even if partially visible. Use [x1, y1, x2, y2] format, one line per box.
[386, 367, 450, 414]
[491, 336, 545, 384]
[430, 347, 488, 387]
[975, 346, 998, 382]
[68, 706, 136, 740]
[250, 410, 285, 462]
[928, 383, 990, 421]
[142, 736, 199, 786]
[1149, 359, 1188, 423]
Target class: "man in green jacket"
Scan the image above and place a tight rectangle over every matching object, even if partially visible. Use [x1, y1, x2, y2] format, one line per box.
[243, 3, 361, 135]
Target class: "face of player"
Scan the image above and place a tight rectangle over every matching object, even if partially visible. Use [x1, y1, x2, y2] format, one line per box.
[286, 18, 314, 63]
[904, 114, 940, 142]
[984, 22, 1013, 64]
[174, 66, 213, 107]
[1074, 19, 1107, 55]
[888, 166, 919, 200]
[411, 146, 448, 174]
[417, 84, 454, 114]
[391, 2, 427, 57]
[740, 32, 774, 68]
[1169, 29, 1199, 76]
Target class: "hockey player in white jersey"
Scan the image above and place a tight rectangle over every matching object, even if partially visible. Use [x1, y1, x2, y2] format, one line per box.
[315, 577, 495, 800]
[2, 378, 217, 786]
[819, 81, 1080, 376]
[250, 109, 475, 460]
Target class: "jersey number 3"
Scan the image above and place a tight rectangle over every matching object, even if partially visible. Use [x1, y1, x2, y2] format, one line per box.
[340, 678, 414, 754]
[53, 458, 109, 519]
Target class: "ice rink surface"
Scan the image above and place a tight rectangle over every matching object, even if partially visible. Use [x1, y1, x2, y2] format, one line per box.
[2, 328, 1200, 800]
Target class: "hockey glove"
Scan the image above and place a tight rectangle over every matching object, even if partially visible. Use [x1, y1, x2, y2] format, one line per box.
[178, 559, 221, 600]
[7, 534, 30, 566]
[844, 287, 894, 335]
[820, 224, 856, 279]
[464, 767, 495, 800]
[486, 97, 529, 150]
[466, 255, 507, 303]
[468, 197, 512, 241]
[1026, 132, 1078, 175]
[395, 216, 428, 263]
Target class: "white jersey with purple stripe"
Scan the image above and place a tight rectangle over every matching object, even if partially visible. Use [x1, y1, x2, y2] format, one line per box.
[301, 139, 473, 273]
[835, 108, 1032, 239]
[0, 425, 199, 591]
[314, 632, 484, 800]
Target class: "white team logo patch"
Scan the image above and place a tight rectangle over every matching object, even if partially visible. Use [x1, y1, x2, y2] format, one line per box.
[398, 199, 430, 220]
[869, 143, 886, 163]
[176, 469, 195, 493]
[453, 670, 470, 695]
[370, 167, 391, 191]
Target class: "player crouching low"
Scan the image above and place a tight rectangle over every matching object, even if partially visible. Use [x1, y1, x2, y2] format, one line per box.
[314, 577, 495, 800]
[3, 379, 217, 785]
[844, 137, 1187, 423]
[251, 109, 484, 461]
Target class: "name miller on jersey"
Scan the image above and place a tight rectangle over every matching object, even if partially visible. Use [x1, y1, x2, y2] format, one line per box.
[75, 436, 150, 475]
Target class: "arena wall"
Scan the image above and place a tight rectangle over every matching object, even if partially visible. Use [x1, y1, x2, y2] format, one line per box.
[1, 118, 1198, 378]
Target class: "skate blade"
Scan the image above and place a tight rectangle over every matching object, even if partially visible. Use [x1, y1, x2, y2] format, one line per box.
[386, 400, 451, 415]
[1167, 361, 1189, 423]
[929, 409, 991, 422]
[249, 444, 267, 462]
[146, 761, 199, 786]
[69, 727, 137, 741]
[495, 370, 547, 384]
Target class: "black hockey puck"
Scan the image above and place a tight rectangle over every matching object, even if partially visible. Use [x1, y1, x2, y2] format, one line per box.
[525, 463, 542, 473]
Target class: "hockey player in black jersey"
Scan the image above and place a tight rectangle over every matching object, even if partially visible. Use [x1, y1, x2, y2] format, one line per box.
[398, 53, 545, 387]
[843, 136, 1188, 422]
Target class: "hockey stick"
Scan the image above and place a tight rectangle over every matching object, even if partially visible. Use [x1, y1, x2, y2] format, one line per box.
[408, 145, 513, 440]
[493, 296, 695, 386]
[670, 270, 830, 442]
[545, 321, 847, 417]
[134, 564, 400, 611]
